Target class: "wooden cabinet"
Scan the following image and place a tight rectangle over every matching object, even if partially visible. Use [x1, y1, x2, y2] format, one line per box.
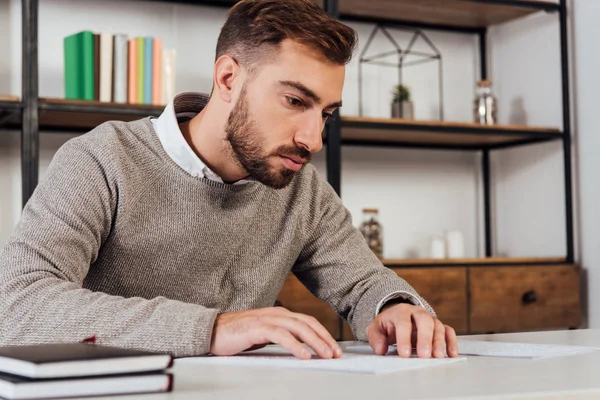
[276, 264, 582, 338]
[469, 265, 582, 333]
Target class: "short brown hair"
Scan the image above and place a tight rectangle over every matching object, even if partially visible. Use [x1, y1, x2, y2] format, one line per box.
[216, 0, 357, 73]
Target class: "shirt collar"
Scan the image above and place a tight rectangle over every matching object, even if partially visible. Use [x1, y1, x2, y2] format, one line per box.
[153, 92, 251, 185]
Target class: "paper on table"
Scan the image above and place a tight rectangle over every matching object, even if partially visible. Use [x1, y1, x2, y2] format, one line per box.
[456, 339, 600, 359]
[177, 346, 465, 374]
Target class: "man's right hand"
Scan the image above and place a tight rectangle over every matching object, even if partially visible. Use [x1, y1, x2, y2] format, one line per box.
[209, 307, 343, 360]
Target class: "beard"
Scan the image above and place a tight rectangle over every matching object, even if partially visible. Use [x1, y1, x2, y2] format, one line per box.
[225, 87, 312, 189]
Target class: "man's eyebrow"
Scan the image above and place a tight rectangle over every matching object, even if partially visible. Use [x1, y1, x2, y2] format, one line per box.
[280, 80, 342, 109]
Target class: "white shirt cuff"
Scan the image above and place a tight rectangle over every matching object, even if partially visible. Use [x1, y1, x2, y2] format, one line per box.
[375, 291, 425, 317]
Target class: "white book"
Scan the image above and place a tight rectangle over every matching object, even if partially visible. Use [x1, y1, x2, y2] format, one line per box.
[0, 371, 172, 400]
[99, 33, 113, 103]
[162, 48, 176, 105]
[112, 33, 129, 103]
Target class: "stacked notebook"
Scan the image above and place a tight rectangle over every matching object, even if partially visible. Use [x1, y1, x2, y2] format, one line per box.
[0, 343, 173, 399]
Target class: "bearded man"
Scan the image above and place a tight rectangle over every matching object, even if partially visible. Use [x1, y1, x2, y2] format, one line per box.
[0, 0, 458, 360]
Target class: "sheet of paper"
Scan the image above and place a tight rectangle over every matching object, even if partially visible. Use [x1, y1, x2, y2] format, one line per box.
[178, 346, 465, 374]
[346, 340, 600, 359]
[456, 339, 600, 359]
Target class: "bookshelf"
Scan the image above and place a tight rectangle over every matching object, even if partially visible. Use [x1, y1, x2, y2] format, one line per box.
[2, 0, 579, 337]
[3, 0, 574, 263]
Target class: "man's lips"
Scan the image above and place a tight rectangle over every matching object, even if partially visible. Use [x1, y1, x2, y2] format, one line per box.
[280, 155, 306, 172]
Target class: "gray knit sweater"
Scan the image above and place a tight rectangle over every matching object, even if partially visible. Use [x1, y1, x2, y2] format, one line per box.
[0, 118, 433, 357]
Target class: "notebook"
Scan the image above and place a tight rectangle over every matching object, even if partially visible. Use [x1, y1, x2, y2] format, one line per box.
[0, 343, 173, 379]
[0, 371, 172, 400]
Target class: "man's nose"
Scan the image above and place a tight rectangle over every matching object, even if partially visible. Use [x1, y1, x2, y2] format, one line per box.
[294, 114, 324, 153]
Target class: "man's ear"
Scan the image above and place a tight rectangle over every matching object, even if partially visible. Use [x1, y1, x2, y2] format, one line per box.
[213, 55, 240, 103]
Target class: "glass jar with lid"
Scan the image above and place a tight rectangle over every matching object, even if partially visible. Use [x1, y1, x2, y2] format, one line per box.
[359, 208, 383, 259]
[473, 79, 497, 125]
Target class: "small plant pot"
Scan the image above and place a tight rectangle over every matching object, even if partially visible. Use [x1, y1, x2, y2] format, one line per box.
[391, 101, 414, 119]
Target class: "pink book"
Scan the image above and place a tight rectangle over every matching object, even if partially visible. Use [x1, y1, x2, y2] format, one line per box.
[152, 39, 163, 106]
[128, 39, 137, 104]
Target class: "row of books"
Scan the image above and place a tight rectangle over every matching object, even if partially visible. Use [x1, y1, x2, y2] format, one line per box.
[0, 342, 173, 399]
[63, 31, 176, 105]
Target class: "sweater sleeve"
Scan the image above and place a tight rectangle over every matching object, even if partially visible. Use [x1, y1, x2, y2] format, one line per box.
[293, 176, 436, 341]
[0, 139, 218, 357]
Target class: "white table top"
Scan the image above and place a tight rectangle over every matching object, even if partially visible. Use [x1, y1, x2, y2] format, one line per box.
[92, 329, 600, 400]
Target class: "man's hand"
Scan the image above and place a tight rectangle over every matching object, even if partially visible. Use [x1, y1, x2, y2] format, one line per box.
[210, 307, 343, 360]
[366, 303, 458, 358]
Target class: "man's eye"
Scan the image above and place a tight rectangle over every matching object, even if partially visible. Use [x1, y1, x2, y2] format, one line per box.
[322, 112, 333, 120]
[287, 97, 303, 107]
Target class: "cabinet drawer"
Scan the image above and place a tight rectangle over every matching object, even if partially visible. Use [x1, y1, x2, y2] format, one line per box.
[469, 265, 581, 333]
[276, 274, 340, 339]
[393, 267, 468, 334]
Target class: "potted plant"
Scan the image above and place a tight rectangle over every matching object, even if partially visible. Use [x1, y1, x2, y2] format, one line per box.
[391, 83, 414, 119]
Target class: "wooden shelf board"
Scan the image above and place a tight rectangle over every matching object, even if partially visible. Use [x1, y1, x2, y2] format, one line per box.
[156, 0, 557, 29]
[0, 96, 22, 129]
[339, 116, 562, 149]
[38, 98, 164, 131]
[382, 256, 568, 267]
[0, 95, 20, 102]
[339, 0, 559, 29]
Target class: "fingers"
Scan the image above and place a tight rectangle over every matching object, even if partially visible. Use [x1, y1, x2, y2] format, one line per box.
[432, 319, 446, 358]
[445, 325, 459, 358]
[266, 313, 335, 359]
[293, 313, 343, 358]
[260, 326, 312, 360]
[412, 310, 435, 358]
[366, 320, 389, 355]
[393, 308, 413, 358]
[376, 304, 459, 359]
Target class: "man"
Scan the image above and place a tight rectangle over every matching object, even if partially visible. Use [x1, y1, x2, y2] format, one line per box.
[0, 0, 458, 360]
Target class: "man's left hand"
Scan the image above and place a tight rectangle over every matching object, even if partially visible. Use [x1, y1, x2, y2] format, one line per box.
[366, 303, 458, 358]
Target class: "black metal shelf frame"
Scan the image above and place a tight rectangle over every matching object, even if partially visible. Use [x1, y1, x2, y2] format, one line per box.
[17, 0, 573, 262]
[325, 0, 573, 266]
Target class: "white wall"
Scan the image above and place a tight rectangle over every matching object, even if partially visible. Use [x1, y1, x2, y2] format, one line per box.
[488, 10, 566, 258]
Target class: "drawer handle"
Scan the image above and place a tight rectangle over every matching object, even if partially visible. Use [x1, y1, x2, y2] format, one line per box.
[522, 290, 538, 305]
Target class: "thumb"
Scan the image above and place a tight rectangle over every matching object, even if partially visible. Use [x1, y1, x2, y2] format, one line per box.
[367, 323, 389, 356]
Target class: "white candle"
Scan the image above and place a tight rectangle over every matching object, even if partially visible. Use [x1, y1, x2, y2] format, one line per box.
[446, 230, 465, 259]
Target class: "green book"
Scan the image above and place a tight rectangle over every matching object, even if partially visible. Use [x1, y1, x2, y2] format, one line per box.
[63, 33, 81, 99]
[63, 31, 95, 100]
[137, 37, 145, 104]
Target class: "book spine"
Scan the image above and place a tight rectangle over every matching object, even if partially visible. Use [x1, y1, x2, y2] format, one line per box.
[144, 37, 153, 105]
[99, 33, 113, 103]
[162, 48, 176, 105]
[127, 39, 137, 104]
[63, 32, 81, 99]
[81, 31, 95, 101]
[93, 33, 100, 101]
[112, 34, 128, 103]
[152, 38, 162, 106]
[137, 37, 144, 104]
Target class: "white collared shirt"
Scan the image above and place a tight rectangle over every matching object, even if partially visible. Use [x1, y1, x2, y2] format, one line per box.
[151, 93, 250, 185]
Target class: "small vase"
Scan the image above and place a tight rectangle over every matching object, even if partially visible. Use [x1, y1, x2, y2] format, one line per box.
[391, 101, 414, 119]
